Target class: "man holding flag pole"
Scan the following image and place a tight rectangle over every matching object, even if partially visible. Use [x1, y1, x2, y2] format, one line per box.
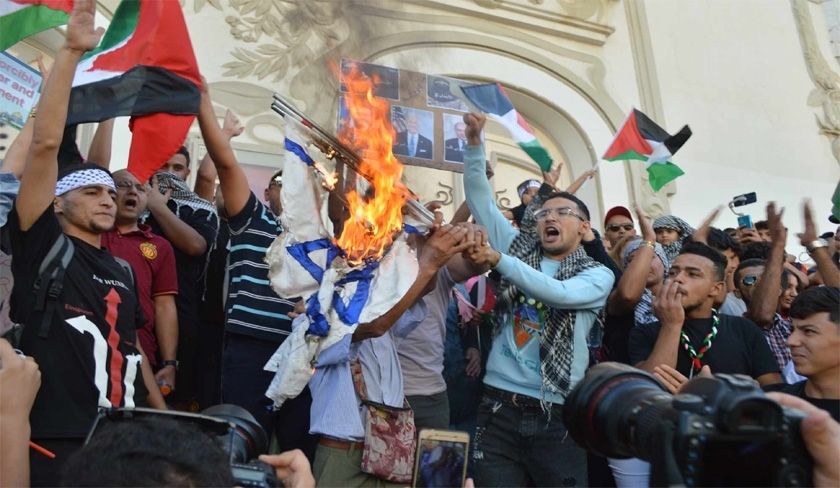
[459, 110, 614, 487]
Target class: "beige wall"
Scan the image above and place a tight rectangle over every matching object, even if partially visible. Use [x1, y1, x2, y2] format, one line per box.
[645, 0, 839, 251]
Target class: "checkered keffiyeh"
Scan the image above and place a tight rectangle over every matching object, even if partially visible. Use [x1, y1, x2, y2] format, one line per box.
[622, 237, 670, 326]
[653, 215, 695, 264]
[141, 172, 218, 228]
[55, 168, 116, 196]
[496, 190, 606, 413]
[766, 314, 793, 370]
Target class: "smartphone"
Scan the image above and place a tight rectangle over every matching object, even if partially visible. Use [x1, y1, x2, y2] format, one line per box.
[412, 429, 470, 488]
[737, 214, 753, 229]
[731, 192, 757, 207]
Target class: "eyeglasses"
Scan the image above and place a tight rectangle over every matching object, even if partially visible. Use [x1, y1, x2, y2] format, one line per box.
[115, 180, 147, 193]
[606, 223, 634, 232]
[740, 275, 759, 286]
[268, 175, 282, 187]
[534, 207, 585, 222]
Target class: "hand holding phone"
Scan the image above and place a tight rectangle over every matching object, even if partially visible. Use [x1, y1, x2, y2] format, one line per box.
[737, 214, 753, 229]
[413, 429, 470, 488]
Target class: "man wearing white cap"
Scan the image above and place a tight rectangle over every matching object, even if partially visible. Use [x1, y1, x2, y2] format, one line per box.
[7, 2, 163, 484]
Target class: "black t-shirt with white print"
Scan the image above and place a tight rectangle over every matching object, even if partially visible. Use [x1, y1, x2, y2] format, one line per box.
[9, 206, 148, 439]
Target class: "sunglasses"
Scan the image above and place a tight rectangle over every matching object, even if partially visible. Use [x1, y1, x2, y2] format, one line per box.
[268, 175, 282, 187]
[534, 207, 585, 222]
[740, 275, 759, 286]
[606, 223, 634, 232]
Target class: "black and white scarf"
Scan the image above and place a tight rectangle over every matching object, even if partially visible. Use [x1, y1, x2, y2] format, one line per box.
[141, 172, 219, 230]
[495, 228, 605, 412]
[652, 215, 695, 264]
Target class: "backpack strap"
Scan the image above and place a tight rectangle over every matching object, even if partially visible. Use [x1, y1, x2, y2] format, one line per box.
[113, 256, 135, 286]
[33, 234, 75, 338]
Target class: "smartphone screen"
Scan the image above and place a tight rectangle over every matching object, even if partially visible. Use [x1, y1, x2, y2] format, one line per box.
[414, 437, 468, 488]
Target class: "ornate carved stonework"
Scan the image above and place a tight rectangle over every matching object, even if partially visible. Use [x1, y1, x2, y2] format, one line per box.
[791, 0, 840, 167]
[427, 182, 455, 207]
[495, 189, 514, 211]
[221, 0, 348, 83]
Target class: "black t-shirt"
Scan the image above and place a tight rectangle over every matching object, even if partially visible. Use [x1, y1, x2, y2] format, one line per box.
[628, 314, 780, 379]
[603, 311, 636, 364]
[9, 207, 148, 439]
[763, 380, 840, 422]
[145, 202, 218, 326]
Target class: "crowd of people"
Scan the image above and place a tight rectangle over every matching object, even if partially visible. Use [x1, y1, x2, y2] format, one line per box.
[1, 3, 839, 487]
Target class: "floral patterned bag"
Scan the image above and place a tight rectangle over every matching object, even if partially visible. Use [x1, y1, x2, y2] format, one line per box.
[350, 358, 416, 483]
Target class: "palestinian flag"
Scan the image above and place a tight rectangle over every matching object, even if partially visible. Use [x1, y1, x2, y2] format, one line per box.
[0, 0, 72, 52]
[461, 82, 553, 172]
[66, 0, 201, 184]
[603, 108, 692, 192]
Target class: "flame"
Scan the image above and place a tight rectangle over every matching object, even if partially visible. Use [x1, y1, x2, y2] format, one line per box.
[336, 66, 409, 264]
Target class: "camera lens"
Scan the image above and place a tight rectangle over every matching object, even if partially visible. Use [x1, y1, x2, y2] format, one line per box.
[202, 404, 268, 463]
[563, 362, 672, 459]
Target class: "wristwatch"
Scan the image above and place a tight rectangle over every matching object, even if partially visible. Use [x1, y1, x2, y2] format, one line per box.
[806, 238, 828, 254]
[162, 360, 179, 370]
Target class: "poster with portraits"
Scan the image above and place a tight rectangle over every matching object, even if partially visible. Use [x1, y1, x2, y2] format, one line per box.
[338, 59, 481, 173]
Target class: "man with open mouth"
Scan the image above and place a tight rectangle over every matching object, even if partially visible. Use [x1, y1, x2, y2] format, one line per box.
[459, 112, 614, 487]
[101, 170, 180, 397]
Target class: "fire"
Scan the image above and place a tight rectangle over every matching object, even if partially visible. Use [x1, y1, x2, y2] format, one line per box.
[335, 66, 409, 264]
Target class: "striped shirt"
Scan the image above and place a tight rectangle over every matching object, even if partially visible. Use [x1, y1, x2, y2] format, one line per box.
[226, 193, 295, 342]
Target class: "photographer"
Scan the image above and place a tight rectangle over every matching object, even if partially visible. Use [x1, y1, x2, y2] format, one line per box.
[767, 392, 840, 488]
[59, 414, 315, 488]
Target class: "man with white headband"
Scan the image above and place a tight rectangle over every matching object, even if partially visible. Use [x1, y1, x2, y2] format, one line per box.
[7, 2, 164, 485]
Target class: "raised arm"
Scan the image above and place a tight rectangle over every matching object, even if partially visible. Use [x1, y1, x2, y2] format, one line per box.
[86, 118, 113, 168]
[15, 0, 104, 231]
[565, 169, 597, 195]
[462, 113, 517, 252]
[145, 176, 209, 256]
[196, 84, 252, 218]
[540, 163, 562, 191]
[799, 201, 840, 287]
[609, 203, 656, 316]
[195, 110, 243, 203]
[745, 203, 785, 328]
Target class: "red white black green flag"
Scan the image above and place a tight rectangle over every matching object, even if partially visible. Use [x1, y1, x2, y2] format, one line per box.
[0, 0, 73, 52]
[602, 108, 692, 192]
[65, 0, 201, 183]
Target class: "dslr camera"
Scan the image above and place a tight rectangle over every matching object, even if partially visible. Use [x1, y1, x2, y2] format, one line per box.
[564, 363, 812, 487]
[87, 405, 281, 488]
